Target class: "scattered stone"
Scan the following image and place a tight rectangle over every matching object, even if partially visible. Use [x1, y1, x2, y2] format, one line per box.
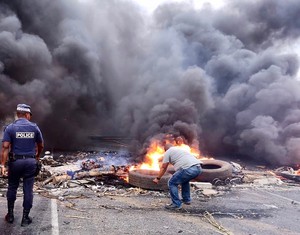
[253, 177, 283, 186]
[190, 182, 213, 189]
[230, 161, 244, 173]
[201, 189, 219, 196]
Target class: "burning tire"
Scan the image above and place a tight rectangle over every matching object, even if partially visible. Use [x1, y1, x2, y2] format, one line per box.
[128, 169, 171, 191]
[166, 159, 233, 183]
[128, 159, 232, 190]
[193, 159, 233, 182]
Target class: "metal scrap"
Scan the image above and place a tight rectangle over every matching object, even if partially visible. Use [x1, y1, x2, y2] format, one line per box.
[274, 167, 300, 182]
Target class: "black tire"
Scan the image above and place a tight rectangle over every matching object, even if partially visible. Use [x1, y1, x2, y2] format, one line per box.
[193, 159, 233, 182]
[128, 159, 232, 190]
[128, 169, 171, 191]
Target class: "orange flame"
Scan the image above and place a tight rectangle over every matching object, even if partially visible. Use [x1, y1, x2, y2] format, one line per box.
[294, 164, 300, 175]
[131, 138, 207, 172]
[140, 140, 164, 171]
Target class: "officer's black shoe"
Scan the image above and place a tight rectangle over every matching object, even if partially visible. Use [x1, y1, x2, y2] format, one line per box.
[21, 210, 32, 227]
[5, 212, 14, 223]
[5, 201, 14, 223]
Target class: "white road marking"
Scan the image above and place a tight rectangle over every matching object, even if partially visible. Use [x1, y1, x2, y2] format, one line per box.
[51, 199, 59, 235]
[257, 189, 300, 205]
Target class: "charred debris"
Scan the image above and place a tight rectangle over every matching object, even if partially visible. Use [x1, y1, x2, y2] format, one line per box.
[1, 148, 300, 202]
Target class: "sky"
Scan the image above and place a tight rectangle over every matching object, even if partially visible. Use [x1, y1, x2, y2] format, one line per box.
[137, 0, 300, 52]
[134, 0, 300, 77]
[78, 0, 226, 11]
[133, 0, 225, 12]
[78, 0, 300, 63]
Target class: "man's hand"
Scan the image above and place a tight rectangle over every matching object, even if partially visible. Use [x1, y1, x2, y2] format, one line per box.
[1, 165, 8, 177]
[153, 162, 168, 184]
[35, 160, 42, 176]
[153, 177, 160, 184]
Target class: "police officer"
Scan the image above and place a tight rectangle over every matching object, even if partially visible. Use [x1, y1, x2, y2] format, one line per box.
[1, 104, 44, 226]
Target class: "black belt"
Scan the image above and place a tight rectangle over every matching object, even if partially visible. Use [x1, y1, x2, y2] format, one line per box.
[14, 155, 35, 159]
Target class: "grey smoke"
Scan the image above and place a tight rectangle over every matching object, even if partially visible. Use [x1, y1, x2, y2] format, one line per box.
[1, 0, 300, 166]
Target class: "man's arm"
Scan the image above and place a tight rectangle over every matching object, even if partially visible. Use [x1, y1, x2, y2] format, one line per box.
[153, 162, 169, 184]
[35, 142, 44, 160]
[1, 142, 10, 175]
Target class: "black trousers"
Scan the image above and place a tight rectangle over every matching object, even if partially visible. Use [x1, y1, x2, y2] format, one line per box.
[7, 158, 36, 210]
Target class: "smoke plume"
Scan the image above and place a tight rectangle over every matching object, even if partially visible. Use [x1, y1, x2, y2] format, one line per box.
[1, 0, 300, 165]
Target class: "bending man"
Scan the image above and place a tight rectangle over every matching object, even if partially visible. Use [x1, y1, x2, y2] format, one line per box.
[153, 144, 202, 210]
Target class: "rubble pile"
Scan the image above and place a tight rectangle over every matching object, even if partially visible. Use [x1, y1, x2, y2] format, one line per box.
[274, 166, 300, 182]
[36, 150, 133, 189]
[1, 152, 300, 202]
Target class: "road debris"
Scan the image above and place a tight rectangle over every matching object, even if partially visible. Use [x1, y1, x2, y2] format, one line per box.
[1, 150, 300, 209]
[274, 167, 300, 182]
[64, 215, 89, 219]
[230, 161, 244, 173]
[202, 211, 233, 235]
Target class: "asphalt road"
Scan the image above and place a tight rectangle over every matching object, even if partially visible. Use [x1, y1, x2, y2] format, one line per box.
[1, 182, 300, 235]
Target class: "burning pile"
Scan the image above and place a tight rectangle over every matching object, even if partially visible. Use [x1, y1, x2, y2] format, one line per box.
[127, 135, 221, 191]
[133, 135, 205, 172]
[275, 166, 300, 182]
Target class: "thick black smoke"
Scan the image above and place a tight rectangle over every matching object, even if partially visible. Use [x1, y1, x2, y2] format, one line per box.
[1, 0, 300, 165]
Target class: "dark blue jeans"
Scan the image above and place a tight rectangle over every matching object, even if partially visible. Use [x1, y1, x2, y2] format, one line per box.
[168, 165, 201, 207]
[7, 158, 37, 210]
